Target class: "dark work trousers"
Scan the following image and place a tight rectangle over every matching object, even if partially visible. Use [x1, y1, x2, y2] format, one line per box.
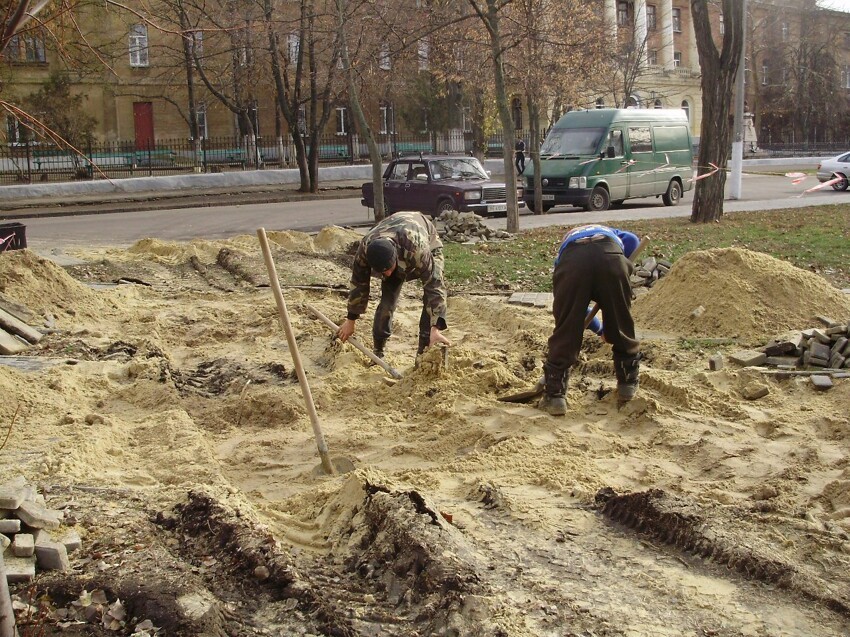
[515, 152, 525, 174]
[372, 273, 432, 353]
[547, 238, 640, 370]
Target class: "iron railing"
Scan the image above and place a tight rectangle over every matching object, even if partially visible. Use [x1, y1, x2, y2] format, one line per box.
[0, 130, 532, 186]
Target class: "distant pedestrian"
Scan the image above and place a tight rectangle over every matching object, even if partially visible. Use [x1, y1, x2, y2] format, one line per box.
[514, 138, 526, 175]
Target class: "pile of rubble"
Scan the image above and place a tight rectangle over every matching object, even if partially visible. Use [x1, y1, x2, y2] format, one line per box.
[718, 316, 850, 391]
[437, 211, 512, 243]
[631, 256, 671, 289]
[1, 476, 80, 583]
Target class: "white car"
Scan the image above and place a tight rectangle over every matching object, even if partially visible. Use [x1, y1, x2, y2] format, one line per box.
[816, 152, 850, 190]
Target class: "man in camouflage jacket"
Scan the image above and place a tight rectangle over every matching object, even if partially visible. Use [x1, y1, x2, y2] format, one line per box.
[337, 211, 450, 357]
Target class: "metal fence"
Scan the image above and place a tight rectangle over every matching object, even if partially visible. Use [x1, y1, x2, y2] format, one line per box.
[0, 130, 527, 186]
[755, 142, 850, 157]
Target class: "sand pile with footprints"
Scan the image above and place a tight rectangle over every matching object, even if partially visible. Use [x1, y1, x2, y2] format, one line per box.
[0, 231, 847, 636]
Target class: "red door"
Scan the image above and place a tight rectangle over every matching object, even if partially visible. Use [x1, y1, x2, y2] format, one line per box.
[133, 102, 154, 150]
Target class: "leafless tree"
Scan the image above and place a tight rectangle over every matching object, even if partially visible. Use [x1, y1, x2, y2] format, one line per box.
[690, 0, 744, 223]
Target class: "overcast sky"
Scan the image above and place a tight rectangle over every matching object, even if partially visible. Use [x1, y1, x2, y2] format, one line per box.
[819, 0, 850, 12]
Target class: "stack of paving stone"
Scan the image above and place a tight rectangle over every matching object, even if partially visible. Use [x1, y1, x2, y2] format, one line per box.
[0, 476, 81, 583]
[630, 256, 671, 289]
[751, 316, 850, 371]
[437, 210, 512, 243]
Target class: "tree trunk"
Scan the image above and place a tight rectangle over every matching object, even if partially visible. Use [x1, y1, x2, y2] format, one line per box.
[690, 0, 744, 223]
[480, 0, 520, 233]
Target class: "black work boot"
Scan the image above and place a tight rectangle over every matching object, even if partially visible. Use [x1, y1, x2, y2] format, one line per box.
[373, 339, 387, 360]
[614, 352, 642, 401]
[416, 334, 430, 355]
[537, 362, 568, 416]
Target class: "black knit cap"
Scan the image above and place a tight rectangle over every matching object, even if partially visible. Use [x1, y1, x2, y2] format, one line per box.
[366, 238, 397, 271]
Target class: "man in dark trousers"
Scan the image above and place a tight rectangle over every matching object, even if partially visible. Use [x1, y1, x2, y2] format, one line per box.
[337, 211, 450, 358]
[514, 138, 526, 174]
[539, 224, 642, 416]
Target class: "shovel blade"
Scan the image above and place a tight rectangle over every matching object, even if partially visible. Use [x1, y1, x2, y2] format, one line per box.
[498, 381, 545, 403]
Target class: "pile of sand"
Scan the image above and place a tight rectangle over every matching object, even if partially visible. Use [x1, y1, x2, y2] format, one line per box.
[0, 249, 106, 319]
[633, 247, 850, 341]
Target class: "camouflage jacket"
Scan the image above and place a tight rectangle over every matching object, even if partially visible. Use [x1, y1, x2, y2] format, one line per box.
[347, 211, 447, 327]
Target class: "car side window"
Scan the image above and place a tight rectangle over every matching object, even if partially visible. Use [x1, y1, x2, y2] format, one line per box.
[607, 130, 624, 157]
[410, 164, 429, 181]
[841, 153, 850, 162]
[386, 162, 409, 181]
[628, 127, 653, 153]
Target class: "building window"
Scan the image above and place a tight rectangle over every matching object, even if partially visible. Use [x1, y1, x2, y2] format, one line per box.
[287, 33, 299, 64]
[297, 105, 307, 135]
[648, 49, 658, 66]
[595, 98, 605, 109]
[6, 116, 28, 144]
[762, 64, 768, 85]
[7, 34, 46, 63]
[380, 102, 394, 134]
[417, 39, 429, 71]
[379, 43, 391, 70]
[512, 97, 522, 130]
[335, 106, 348, 135]
[462, 106, 472, 133]
[672, 8, 681, 33]
[617, 1, 629, 27]
[719, 13, 724, 36]
[673, 51, 682, 67]
[844, 65, 850, 89]
[654, 99, 663, 109]
[781, 22, 788, 41]
[194, 103, 207, 139]
[681, 100, 690, 120]
[129, 24, 149, 67]
[647, 5, 656, 31]
[625, 95, 640, 109]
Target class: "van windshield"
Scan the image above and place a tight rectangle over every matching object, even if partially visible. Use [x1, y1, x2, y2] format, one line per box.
[540, 127, 606, 157]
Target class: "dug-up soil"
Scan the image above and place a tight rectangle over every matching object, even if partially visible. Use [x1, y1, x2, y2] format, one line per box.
[1, 228, 850, 637]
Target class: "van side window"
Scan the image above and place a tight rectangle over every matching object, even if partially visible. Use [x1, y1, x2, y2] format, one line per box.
[653, 126, 689, 151]
[608, 130, 624, 157]
[628, 127, 653, 153]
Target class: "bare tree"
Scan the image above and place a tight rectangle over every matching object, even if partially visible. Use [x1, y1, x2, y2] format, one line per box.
[690, 0, 744, 223]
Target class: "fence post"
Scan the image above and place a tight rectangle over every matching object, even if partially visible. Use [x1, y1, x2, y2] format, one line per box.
[347, 130, 355, 165]
[202, 137, 208, 172]
[26, 140, 32, 183]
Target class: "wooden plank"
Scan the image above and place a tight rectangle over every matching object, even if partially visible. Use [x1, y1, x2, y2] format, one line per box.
[0, 329, 28, 355]
[0, 307, 41, 344]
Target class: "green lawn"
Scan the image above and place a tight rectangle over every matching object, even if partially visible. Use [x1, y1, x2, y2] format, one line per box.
[444, 205, 850, 293]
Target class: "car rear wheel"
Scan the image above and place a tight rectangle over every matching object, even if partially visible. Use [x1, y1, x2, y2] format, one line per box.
[662, 180, 682, 206]
[832, 174, 849, 191]
[585, 186, 610, 212]
[435, 199, 456, 217]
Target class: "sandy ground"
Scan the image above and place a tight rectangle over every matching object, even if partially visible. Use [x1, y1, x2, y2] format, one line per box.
[1, 228, 850, 636]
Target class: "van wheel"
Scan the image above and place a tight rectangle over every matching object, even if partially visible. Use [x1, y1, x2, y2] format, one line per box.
[585, 186, 610, 212]
[435, 199, 456, 217]
[832, 174, 849, 191]
[662, 180, 682, 206]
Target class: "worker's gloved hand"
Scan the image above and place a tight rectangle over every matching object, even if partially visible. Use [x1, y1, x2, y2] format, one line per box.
[429, 326, 450, 348]
[337, 318, 356, 343]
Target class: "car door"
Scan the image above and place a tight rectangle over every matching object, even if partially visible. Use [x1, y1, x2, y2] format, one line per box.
[383, 161, 410, 211]
[626, 126, 655, 197]
[404, 162, 433, 213]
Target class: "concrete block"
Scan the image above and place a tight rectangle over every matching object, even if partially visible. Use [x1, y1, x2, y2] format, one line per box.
[708, 354, 724, 371]
[765, 356, 801, 367]
[3, 551, 35, 583]
[0, 476, 28, 509]
[764, 340, 796, 356]
[830, 353, 846, 369]
[16, 500, 62, 530]
[57, 529, 82, 553]
[729, 350, 767, 366]
[808, 356, 829, 368]
[811, 375, 834, 391]
[809, 341, 832, 360]
[0, 519, 20, 534]
[815, 316, 839, 327]
[812, 329, 832, 345]
[12, 533, 34, 557]
[826, 324, 848, 336]
[832, 337, 848, 356]
[0, 535, 9, 550]
[34, 539, 70, 571]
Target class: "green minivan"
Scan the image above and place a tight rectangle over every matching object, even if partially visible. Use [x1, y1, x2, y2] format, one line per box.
[524, 108, 694, 212]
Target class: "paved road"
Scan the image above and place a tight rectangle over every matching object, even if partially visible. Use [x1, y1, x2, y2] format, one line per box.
[10, 170, 846, 250]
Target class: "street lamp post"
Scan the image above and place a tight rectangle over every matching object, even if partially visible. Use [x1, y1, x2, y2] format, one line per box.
[730, 0, 748, 200]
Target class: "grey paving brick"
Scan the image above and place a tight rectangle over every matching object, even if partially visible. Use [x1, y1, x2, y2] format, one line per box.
[12, 533, 34, 557]
[0, 519, 20, 534]
[708, 354, 724, 371]
[3, 551, 35, 583]
[16, 500, 62, 530]
[0, 476, 27, 510]
[811, 375, 834, 390]
[34, 539, 70, 571]
[729, 350, 767, 366]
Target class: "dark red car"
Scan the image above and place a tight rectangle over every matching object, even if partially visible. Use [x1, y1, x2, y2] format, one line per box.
[361, 155, 524, 217]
